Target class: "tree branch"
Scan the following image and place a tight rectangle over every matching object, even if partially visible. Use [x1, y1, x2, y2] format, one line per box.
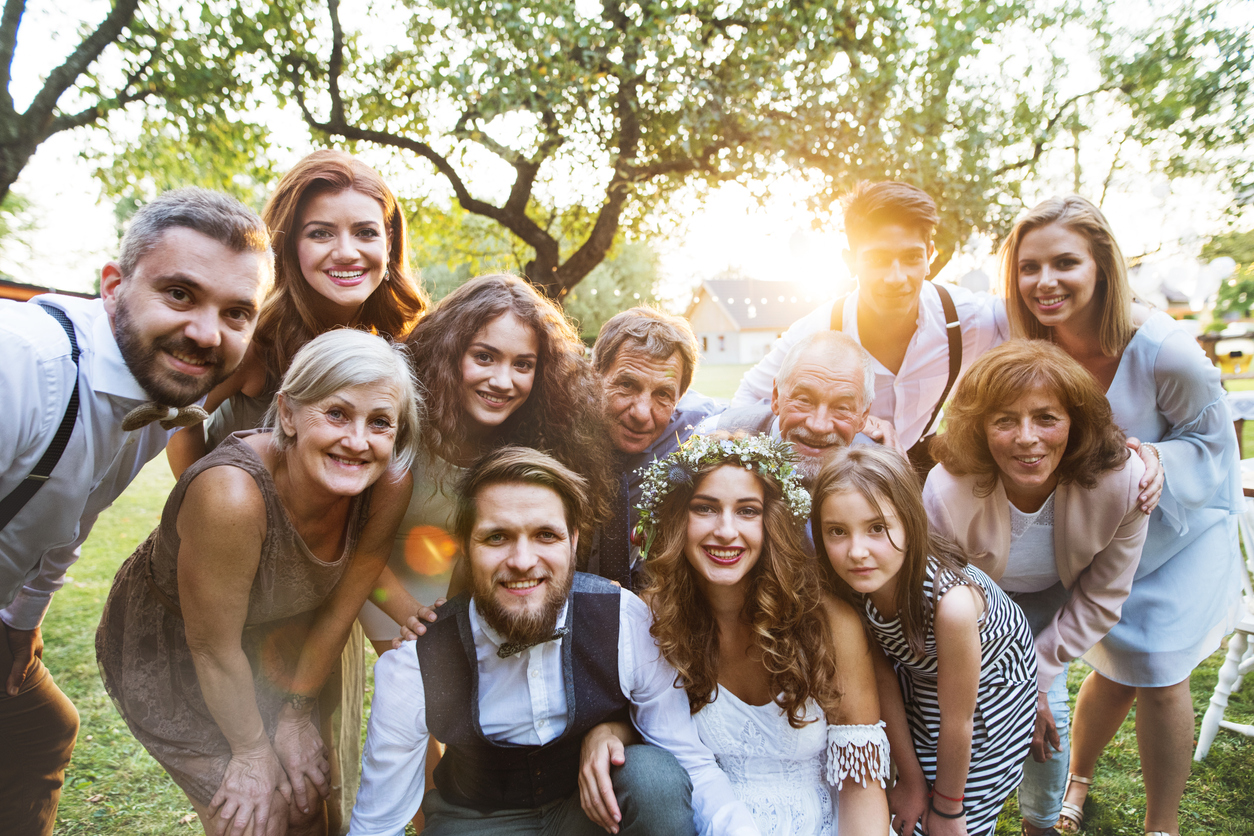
[0, 0, 27, 115]
[46, 46, 159, 135]
[992, 84, 1120, 177]
[326, 0, 345, 125]
[25, 0, 142, 125]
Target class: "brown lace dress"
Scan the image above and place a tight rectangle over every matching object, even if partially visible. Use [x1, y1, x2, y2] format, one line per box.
[95, 431, 370, 806]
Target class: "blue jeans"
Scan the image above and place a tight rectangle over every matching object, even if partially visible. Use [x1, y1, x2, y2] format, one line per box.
[1010, 583, 1072, 829]
[419, 744, 696, 835]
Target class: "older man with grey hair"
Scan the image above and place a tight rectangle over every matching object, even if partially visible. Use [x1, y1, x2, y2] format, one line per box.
[0, 188, 272, 834]
[589, 307, 724, 589]
[699, 330, 882, 484]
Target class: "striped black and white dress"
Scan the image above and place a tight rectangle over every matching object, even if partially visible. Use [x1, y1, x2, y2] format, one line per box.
[865, 559, 1036, 836]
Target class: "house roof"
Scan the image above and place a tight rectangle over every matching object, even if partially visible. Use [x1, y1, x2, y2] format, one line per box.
[0, 277, 97, 301]
[692, 279, 830, 331]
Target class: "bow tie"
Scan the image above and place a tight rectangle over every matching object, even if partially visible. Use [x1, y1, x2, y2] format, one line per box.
[497, 626, 570, 659]
[121, 403, 211, 432]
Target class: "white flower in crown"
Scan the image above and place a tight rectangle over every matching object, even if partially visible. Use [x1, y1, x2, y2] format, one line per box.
[632, 433, 811, 560]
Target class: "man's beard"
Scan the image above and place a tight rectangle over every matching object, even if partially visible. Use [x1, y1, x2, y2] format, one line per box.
[113, 294, 228, 407]
[785, 429, 846, 486]
[473, 557, 574, 647]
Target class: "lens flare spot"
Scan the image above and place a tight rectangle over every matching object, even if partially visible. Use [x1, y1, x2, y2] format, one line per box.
[404, 525, 458, 576]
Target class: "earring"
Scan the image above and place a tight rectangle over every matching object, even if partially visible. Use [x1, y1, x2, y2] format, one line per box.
[382, 268, 391, 282]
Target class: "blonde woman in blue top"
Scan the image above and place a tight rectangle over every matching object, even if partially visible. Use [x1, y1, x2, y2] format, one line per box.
[1001, 195, 1243, 836]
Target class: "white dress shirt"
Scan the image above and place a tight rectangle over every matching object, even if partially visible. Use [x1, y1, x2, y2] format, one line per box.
[730, 282, 1008, 449]
[350, 589, 760, 836]
[0, 296, 174, 629]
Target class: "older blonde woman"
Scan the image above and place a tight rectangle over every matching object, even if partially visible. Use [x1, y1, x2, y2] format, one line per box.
[98, 330, 420, 836]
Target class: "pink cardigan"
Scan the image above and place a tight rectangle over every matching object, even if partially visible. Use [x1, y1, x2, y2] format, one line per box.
[922, 455, 1148, 691]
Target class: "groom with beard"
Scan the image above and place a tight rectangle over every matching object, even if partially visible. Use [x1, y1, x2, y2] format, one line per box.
[350, 447, 759, 836]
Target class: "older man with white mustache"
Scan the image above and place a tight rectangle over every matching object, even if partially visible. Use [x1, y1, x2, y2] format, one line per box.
[698, 331, 880, 484]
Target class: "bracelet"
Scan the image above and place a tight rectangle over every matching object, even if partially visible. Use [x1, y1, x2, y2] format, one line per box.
[930, 788, 964, 803]
[1142, 441, 1164, 471]
[282, 692, 317, 711]
[929, 797, 965, 819]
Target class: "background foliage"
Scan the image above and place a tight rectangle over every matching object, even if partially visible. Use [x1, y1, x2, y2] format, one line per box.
[3, 0, 1248, 304]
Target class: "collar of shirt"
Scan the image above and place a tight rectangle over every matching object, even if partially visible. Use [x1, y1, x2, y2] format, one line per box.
[842, 283, 949, 448]
[42, 296, 150, 403]
[87, 307, 151, 402]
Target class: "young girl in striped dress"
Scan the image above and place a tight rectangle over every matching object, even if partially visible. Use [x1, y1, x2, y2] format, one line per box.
[812, 447, 1036, 836]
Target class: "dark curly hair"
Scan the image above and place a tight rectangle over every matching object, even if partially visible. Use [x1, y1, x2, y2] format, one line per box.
[407, 273, 615, 528]
[641, 454, 841, 726]
[931, 339, 1129, 495]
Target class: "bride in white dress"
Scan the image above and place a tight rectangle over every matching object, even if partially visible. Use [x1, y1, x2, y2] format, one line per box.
[579, 435, 890, 835]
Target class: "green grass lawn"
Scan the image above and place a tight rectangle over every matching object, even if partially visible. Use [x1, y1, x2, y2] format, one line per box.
[45, 442, 1254, 833]
[691, 362, 755, 401]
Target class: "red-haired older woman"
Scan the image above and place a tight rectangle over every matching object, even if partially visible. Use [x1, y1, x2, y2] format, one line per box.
[168, 148, 428, 476]
[1001, 196, 1242, 836]
[923, 340, 1149, 836]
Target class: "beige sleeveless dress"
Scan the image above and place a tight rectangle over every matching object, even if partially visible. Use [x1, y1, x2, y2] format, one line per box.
[96, 431, 370, 806]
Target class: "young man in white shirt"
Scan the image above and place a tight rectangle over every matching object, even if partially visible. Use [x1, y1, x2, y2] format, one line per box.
[351, 447, 758, 836]
[0, 189, 272, 835]
[731, 180, 1007, 464]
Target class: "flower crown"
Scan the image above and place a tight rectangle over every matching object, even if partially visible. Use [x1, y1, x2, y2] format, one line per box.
[633, 433, 812, 560]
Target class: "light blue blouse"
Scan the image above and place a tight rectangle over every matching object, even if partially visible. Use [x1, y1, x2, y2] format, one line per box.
[1082, 312, 1243, 687]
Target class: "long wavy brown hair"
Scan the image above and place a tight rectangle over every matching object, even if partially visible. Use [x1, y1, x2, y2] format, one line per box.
[641, 458, 841, 726]
[812, 446, 982, 657]
[253, 149, 428, 387]
[931, 339, 1129, 495]
[407, 273, 615, 528]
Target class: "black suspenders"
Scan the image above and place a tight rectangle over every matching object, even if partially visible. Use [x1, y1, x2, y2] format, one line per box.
[0, 303, 81, 531]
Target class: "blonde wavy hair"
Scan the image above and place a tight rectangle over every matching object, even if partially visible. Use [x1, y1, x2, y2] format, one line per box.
[640, 457, 841, 726]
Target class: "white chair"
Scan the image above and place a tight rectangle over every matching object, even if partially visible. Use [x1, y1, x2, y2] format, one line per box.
[1194, 494, 1254, 760]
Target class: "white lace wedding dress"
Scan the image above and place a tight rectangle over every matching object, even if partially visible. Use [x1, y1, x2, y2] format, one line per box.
[694, 688, 887, 836]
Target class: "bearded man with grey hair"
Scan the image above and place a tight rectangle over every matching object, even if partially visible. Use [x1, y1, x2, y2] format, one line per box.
[698, 330, 881, 484]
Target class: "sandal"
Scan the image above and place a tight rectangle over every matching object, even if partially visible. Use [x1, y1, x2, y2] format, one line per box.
[1057, 773, 1093, 833]
[1021, 822, 1059, 836]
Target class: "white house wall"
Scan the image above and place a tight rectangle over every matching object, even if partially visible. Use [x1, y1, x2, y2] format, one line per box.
[738, 330, 779, 363]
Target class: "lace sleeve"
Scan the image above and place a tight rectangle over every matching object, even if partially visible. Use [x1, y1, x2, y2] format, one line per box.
[825, 720, 890, 789]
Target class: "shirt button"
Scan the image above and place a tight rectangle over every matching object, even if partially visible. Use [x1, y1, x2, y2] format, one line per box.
[530, 668, 539, 678]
